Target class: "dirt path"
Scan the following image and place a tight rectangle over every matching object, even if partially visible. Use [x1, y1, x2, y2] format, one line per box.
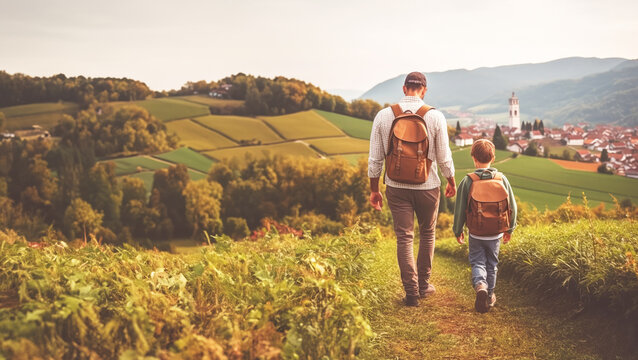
[360, 238, 625, 359]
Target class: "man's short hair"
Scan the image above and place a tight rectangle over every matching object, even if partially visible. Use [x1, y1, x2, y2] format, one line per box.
[404, 72, 427, 90]
[471, 139, 496, 164]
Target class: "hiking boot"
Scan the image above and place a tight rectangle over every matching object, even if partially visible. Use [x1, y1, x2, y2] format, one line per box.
[475, 283, 489, 313]
[404, 295, 419, 307]
[488, 293, 496, 307]
[419, 283, 436, 298]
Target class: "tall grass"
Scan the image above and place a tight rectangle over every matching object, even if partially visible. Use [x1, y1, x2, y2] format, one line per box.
[437, 219, 638, 320]
[0, 226, 383, 359]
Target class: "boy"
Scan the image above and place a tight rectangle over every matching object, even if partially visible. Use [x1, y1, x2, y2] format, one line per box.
[453, 139, 517, 313]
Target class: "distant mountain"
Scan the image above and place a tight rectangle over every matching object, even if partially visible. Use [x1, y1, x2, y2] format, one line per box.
[360, 57, 627, 107]
[493, 60, 638, 126]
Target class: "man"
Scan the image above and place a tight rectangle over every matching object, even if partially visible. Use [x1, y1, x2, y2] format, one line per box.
[368, 71, 456, 307]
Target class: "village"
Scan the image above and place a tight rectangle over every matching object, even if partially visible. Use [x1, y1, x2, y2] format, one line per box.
[452, 92, 638, 178]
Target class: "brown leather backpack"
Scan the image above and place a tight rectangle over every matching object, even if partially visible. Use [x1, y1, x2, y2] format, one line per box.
[465, 172, 511, 236]
[385, 104, 433, 184]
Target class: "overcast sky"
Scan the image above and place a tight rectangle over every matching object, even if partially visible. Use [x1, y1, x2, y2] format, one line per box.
[1, 0, 637, 93]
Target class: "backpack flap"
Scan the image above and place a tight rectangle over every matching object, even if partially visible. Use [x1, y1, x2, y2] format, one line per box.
[392, 119, 427, 143]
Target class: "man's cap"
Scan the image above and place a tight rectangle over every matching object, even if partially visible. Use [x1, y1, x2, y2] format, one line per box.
[404, 72, 427, 88]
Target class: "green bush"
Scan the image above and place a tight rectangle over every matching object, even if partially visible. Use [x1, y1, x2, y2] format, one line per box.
[437, 219, 638, 321]
[0, 226, 381, 358]
[223, 217, 250, 240]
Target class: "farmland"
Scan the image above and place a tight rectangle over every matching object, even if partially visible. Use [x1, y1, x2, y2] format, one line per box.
[108, 155, 169, 176]
[193, 115, 283, 144]
[153, 147, 215, 173]
[260, 110, 345, 139]
[177, 95, 245, 109]
[550, 158, 599, 172]
[313, 109, 372, 139]
[307, 136, 370, 155]
[0, 101, 78, 130]
[114, 98, 210, 122]
[204, 141, 320, 163]
[166, 119, 237, 150]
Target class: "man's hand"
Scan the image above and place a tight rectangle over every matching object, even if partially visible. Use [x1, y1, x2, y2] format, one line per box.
[370, 192, 383, 211]
[445, 176, 456, 198]
[456, 233, 465, 245]
[503, 232, 511, 244]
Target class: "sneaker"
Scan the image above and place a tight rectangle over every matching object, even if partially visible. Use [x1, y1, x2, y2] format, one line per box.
[488, 293, 496, 307]
[475, 283, 489, 313]
[404, 295, 419, 307]
[419, 283, 436, 298]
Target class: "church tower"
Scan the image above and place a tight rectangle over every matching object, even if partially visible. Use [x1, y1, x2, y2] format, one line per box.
[509, 92, 520, 129]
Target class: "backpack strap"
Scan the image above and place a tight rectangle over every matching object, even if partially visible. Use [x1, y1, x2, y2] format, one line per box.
[416, 105, 433, 118]
[493, 172, 503, 180]
[391, 104, 403, 117]
[468, 173, 480, 181]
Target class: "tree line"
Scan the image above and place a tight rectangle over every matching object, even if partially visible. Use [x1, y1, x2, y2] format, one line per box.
[165, 73, 384, 120]
[0, 71, 153, 108]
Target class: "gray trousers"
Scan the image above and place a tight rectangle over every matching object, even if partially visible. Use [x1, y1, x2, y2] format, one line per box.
[386, 186, 441, 297]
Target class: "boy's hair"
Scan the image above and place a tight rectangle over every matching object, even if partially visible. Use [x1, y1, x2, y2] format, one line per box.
[471, 139, 496, 163]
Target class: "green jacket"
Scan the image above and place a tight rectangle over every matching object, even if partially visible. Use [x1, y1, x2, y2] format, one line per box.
[453, 168, 517, 238]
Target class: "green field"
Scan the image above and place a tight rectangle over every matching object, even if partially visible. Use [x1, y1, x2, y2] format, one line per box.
[260, 110, 344, 139]
[494, 154, 637, 208]
[307, 137, 370, 155]
[0, 101, 79, 130]
[177, 95, 245, 109]
[193, 115, 283, 144]
[153, 147, 215, 173]
[108, 156, 170, 176]
[116, 98, 210, 122]
[313, 110, 372, 139]
[204, 141, 319, 163]
[166, 119, 237, 150]
[452, 148, 512, 170]
[330, 153, 367, 165]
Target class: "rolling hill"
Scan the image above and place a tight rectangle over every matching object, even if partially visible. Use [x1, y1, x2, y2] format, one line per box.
[361, 57, 626, 106]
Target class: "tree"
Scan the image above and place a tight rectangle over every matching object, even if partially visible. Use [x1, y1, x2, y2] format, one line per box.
[0, 111, 5, 132]
[182, 180, 224, 237]
[64, 198, 103, 243]
[533, 119, 539, 131]
[492, 125, 507, 150]
[600, 149, 610, 162]
[81, 162, 122, 231]
[455, 121, 461, 136]
[523, 141, 539, 156]
[150, 164, 191, 237]
[597, 163, 614, 175]
[224, 217, 250, 240]
[543, 145, 550, 158]
[539, 120, 545, 135]
[562, 149, 572, 160]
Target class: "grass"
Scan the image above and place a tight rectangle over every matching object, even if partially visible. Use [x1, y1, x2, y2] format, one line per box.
[330, 153, 367, 166]
[498, 155, 638, 202]
[0, 228, 380, 359]
[176, 95, 245, 109]
[259, 110, 344, 139]
[360, 228, 636, 359]
[306, 137, 370, 155]
[313, 109, 372, 139]
[204, 142, 320, 164]
[0, 101, 79, 130]
[153, 147, 215, 174]
[108, 156, 170, 176]
[165, 119, 237, 151]
[193, 115, 283, 144]
[114, 98, 210, 122]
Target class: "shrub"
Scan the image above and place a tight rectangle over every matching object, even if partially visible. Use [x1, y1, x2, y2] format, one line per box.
[223, 217, 250, 240]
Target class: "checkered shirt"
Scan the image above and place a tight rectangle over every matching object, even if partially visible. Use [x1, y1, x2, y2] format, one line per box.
[368, 96, 455, 190]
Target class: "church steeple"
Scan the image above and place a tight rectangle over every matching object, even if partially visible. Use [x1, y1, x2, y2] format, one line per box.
[509, 92, 520, 129]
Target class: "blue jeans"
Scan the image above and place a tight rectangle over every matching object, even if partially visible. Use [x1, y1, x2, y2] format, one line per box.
[468, 235, 501, 295]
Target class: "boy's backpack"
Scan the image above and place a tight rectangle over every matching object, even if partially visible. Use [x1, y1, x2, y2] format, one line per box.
[385, 104, 433, 184]
[465, 172, 511, 236]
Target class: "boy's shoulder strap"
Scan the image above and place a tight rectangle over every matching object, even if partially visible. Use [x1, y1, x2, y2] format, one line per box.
[468, 173, 480, 181]
[493, 172, 503, 180]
